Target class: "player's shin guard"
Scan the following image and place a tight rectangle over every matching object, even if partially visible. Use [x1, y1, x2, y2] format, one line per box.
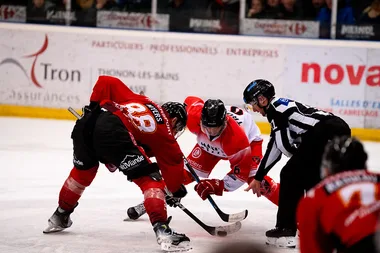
[261, 176, 280, 206]
[58, 166, 98, 211]
[143, 188, 167, 225]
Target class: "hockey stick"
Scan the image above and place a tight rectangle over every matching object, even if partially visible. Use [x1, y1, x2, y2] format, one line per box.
[67, 107, 242, 237]
[164, 188, 241, 237]
[68, 107, 82, 119]
[184, 158, 248, 223]
[176, 201, 241, 237]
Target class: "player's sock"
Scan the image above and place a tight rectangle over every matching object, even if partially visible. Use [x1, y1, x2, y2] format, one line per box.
[58, 166, 98, 210]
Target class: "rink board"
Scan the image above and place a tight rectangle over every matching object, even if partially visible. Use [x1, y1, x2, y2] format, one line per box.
[0, 104, 379, 141]
[1, 23, 379, 139]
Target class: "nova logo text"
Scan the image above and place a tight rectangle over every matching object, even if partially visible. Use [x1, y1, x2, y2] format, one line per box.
[301, 63, 380, 86]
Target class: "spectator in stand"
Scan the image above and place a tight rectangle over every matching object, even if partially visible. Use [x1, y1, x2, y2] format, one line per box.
[280, 0, 303, 19]
[73, 0, 97, 27]
[28, 0, 48, 22]
[358, 0, 380, 24]
[121, 0, 151, 13]
[158, 0, 193, 32]
[317, 0, 355, 24]
[303, 0, 325, 20]
[209, 0, 240, 33]
[247, 0, 266, 18]
[264, 0, 282, 19]
[96, 0, 119, 10]
[27, 0, 57, 23]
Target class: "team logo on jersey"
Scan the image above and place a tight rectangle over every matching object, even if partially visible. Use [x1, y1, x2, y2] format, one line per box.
[192, 147, 202, 158]
[146, 104, 164, 124]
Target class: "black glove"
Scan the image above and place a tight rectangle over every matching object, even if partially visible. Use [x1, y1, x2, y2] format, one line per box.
[82, 101, 100, 117]
[165, 185, 187, 207]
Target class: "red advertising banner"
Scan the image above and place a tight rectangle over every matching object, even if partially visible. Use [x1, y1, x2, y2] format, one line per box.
[0, 5, 26, 23]
[96, 11, 169, 31]
[241, 18, 319, 38]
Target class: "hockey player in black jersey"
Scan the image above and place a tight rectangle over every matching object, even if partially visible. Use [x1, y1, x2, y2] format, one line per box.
[243, 79, 351, 248]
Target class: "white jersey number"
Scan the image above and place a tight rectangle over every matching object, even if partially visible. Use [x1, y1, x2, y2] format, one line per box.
[123, 103, 157, 133]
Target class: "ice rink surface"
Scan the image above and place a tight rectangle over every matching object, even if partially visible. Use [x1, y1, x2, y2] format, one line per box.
[1, 117, 379, 253]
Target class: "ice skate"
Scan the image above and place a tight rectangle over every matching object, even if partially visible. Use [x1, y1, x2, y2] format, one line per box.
[124, 202, 146, 221]
[265, 227, 297, 248]
[153, 221, 191, 252]
[43, 206, 75, 234]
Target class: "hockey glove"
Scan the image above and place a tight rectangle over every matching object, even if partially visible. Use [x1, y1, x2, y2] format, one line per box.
[194, 179, 224, 200]
[166, 184, 187, 207]
[82, 101, 100, 117]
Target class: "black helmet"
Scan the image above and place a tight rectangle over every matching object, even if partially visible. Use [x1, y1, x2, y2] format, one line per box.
[322, 136, 367, 176]
[201, 99, 227, 127]
[162, 102, 187, 137]
[243, 79, 275, 105]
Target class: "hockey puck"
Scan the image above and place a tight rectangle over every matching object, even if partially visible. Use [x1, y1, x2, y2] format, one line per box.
[217, 231, 227, 237]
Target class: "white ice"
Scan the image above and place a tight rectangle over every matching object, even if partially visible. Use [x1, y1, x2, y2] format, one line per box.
[1, 117, 379, 253]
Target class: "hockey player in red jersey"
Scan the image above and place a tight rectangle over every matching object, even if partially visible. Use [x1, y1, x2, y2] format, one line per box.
[183, 96, 279, 203]
[43, 75, 190, 252]
[297, 136, 380, 253]
[126, 96, 279, 220]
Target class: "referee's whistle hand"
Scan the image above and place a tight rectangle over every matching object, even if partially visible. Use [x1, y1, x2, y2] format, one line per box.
[244, 179, 262, 197]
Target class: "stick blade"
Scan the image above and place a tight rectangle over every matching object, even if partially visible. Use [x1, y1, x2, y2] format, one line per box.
[209, 221, 242, 237]
[226, 209, 248, 223]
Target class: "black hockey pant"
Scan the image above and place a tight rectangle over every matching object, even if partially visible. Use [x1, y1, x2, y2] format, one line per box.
[276, 116, 351, 230]
[71, 110, 160, 180]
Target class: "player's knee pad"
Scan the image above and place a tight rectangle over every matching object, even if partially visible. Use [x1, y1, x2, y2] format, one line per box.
[144, 188, 166, 202]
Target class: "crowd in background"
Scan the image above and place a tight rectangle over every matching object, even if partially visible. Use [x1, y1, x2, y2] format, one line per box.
[0, 0, 379, 38]
[246, 0, 380, 24]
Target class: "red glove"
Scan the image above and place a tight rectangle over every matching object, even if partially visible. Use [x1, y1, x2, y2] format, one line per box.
[194, 179, 224, 200]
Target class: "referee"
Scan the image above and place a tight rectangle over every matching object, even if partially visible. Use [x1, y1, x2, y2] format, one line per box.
[243, 79, 351, 248]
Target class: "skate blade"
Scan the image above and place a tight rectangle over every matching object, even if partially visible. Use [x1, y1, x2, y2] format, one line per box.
[161, 241, 192, 252]
[123, 217, 141, 222]
[266, 236, 297, 249]
[43, 225, 66, 234]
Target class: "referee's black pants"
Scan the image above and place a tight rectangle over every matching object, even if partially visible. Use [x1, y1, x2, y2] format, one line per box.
[275, 116, 351, 230]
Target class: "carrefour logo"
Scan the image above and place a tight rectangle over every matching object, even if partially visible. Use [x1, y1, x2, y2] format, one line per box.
[0, 34, 81, 88]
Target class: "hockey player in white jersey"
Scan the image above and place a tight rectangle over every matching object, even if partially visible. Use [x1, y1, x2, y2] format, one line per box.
[127, 97, 280, 220]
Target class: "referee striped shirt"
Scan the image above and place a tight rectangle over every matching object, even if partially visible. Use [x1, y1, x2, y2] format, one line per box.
[254, 97, 333, 181]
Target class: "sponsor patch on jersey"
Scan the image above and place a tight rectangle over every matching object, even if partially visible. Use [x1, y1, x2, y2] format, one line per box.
[119, 154, 145, 171]
[73, 155, 84, 167]
[192, 147, 202, 158]
[200, 142, 227, 157]
[146, 104, 164, 124]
